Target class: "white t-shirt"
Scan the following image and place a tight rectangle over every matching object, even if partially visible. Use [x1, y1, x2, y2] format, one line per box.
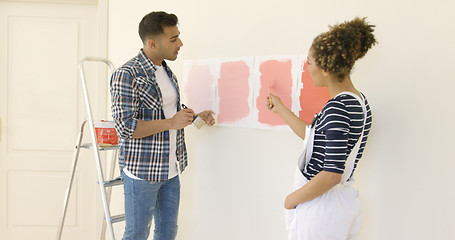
[123, 64, 179, 180]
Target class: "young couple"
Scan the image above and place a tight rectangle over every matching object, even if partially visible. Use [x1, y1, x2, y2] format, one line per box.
[111, 11, 376, 240]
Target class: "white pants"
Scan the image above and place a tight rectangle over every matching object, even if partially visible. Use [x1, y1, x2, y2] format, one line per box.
[285, 167, 362, 240]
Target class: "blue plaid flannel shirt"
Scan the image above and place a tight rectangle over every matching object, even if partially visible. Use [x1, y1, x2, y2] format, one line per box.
[110, 50, 188, 181]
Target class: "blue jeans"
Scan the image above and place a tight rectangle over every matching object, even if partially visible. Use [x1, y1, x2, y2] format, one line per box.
[121, 171, 180, 240]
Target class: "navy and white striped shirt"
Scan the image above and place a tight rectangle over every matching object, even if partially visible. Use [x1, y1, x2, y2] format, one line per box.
[302, 92, 372, 181]
[110, 50, 187, 182]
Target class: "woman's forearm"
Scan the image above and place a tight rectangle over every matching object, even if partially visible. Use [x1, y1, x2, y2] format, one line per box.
[284, 171, 342, 209]
[275, 105, 308, 139]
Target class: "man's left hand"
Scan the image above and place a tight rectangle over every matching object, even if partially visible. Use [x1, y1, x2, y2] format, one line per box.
[198, 110, 215, 126]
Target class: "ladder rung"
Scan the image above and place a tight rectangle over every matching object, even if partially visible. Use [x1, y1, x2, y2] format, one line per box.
[104, 177, 123, 187]
[77, 143, 119, 151]
[109, 214, 125, 224]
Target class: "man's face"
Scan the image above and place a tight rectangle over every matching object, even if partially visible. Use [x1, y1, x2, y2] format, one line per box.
[154, 25, 183, 61]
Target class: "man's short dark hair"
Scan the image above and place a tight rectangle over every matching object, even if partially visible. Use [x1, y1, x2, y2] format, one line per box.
[139, 11, 178, 43]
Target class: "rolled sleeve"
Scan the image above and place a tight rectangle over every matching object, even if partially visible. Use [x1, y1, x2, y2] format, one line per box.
[110, 69, 139, 139]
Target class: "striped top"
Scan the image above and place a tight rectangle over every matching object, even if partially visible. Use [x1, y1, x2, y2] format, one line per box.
[302, 92, 372, 181]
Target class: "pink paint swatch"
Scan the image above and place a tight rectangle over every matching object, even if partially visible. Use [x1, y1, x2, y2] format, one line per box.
[185, 63, 215, 113]
[299, 60, 331, 123]
[257, 59, 293, 126]
[217, 61, 250, 123]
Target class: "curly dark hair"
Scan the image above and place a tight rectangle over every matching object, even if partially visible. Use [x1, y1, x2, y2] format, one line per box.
[311, 17, 377, 80]
[139, 11, 178, 43]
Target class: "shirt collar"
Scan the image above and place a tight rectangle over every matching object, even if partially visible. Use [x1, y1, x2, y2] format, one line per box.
[138, 49, 156, 72]
[138, 49, 175, 83]
[138, 49, 173, 74]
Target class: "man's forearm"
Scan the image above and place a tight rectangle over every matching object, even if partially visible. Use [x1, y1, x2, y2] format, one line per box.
[131, 119, 173, 138]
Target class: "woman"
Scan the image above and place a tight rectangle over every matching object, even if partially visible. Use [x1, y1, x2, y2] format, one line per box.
[267, 17, 377, 240]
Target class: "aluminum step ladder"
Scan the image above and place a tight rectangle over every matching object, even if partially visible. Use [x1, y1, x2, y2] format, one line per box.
[56, 57, 124, 240]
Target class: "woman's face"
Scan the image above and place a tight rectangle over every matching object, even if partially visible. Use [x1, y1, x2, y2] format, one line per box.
[307, 47, 326, 87]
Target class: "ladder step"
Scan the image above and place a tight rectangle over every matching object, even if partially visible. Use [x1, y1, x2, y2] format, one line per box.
[78, 143, 119, 151]
[104, 177, 123, 187]
[110, 214, 125, 224]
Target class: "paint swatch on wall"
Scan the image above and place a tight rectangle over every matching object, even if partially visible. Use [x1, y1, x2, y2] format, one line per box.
[256, 59, 294, 126]
[299, 59, 331, 123]
[217, 61, 251, 123]
[184, 63, 215, 113]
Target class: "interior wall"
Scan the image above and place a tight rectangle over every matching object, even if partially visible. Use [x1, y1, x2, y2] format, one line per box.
[108, 0, 455, 239]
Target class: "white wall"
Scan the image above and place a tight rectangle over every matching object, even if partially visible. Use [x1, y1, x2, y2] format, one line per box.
[108, 0, 455, 239]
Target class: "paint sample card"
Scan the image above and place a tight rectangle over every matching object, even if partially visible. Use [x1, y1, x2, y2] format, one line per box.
[182, 59, 217, 113]
[252, 55, 299, 130]
[297, 54, 330, 124]
[183, 54, 329, 131]
[217, 58, 254, 126]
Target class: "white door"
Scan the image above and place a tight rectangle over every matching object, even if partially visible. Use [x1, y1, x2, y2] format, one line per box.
[0, 2, 107, 240]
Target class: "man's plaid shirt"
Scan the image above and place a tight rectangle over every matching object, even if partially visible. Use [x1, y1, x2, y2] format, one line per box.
[110, 50, 188, 181]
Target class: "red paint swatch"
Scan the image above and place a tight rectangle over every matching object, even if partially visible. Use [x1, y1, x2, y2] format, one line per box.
[217, 61, 250, 123]
[257, 59, 293, 126]
[299, 60, 331, 123]
[185, 63, 215, 113]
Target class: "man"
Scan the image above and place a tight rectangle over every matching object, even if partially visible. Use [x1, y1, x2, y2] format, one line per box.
[110, 11, 215, 240]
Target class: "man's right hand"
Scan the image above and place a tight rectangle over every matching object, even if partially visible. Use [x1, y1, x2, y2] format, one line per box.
[171, 108, 195, 129]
